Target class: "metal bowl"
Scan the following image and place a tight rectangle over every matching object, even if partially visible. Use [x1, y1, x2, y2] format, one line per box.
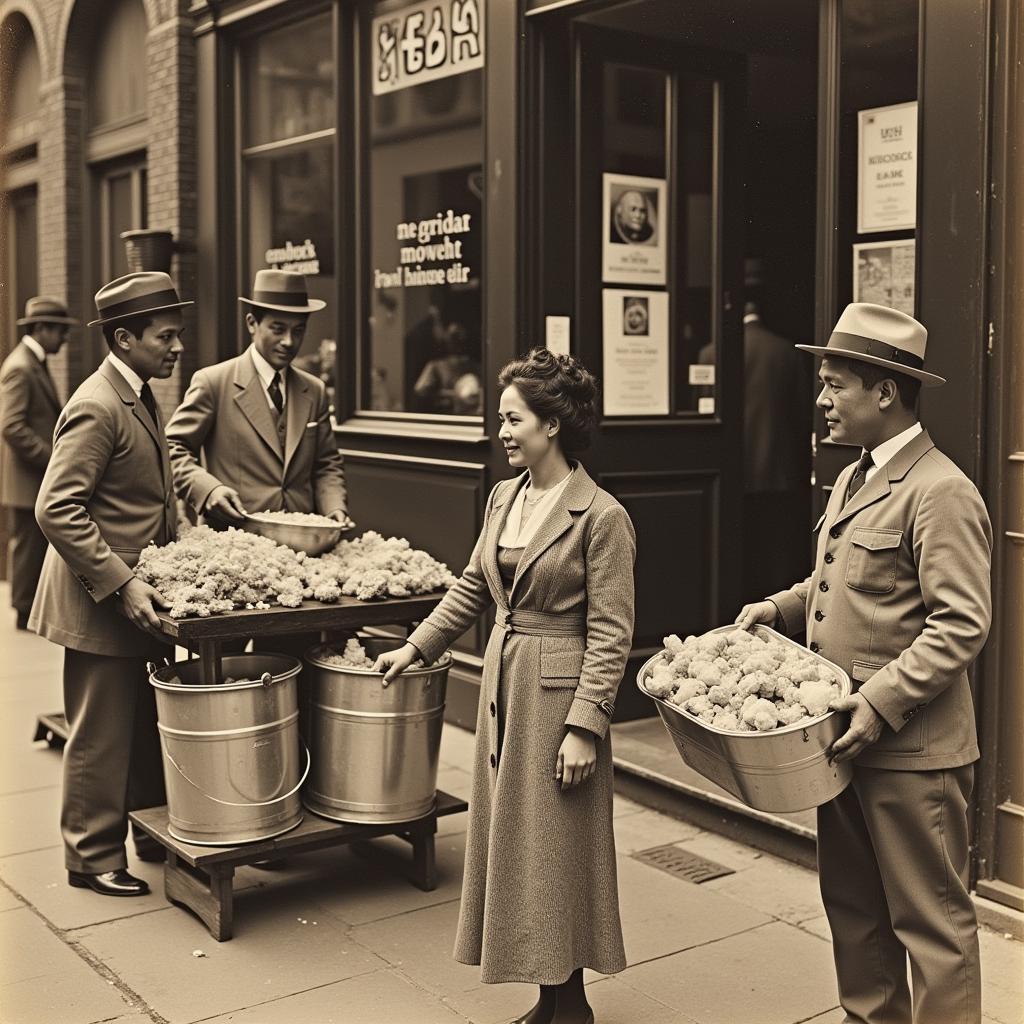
[636, 625, 853, 813]
[237, 515, 350, 556]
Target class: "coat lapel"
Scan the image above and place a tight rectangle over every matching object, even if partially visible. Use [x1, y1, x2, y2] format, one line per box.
[23, 346, 62, 412]
[99, 358, 164, 458]
[483, 475, 526, 607]
[232, 355, 284, 461]
[510, 465, 598, 601]
[283, 371, 314, 475]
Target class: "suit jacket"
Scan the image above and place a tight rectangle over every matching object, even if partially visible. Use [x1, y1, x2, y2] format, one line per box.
[166, 352, 346, 517]
[29, 358, 177, 657]
[0, 340, 62, 508]
[768, 429, 992, 770]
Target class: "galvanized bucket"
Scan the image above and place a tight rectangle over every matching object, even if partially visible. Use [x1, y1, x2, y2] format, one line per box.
[302, 639, 451, 824]
[150, 654, 307, 845]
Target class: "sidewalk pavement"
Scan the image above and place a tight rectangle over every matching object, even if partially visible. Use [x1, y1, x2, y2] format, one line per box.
[0, 587, 1020, 1024]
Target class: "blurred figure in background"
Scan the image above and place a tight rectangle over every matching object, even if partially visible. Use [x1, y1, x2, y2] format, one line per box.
[0, 297, 77, 629]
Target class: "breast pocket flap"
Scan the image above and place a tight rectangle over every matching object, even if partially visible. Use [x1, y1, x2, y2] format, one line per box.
[850, 528, 902, 551]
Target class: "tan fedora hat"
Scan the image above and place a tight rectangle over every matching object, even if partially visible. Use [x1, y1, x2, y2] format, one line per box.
[238, 269, 326, 314]
[796, 302, 945, 388]
[17, 296, 79, 327]
[88, 272, 193, 327]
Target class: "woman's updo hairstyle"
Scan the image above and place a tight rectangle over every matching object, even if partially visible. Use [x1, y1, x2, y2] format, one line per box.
[497, 348, 599, 454]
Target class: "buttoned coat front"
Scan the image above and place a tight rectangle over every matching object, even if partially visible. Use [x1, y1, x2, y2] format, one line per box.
[768, 429, 992, 770]
[409, 466, 635, 985]
[29, 359, 177, 657]
[166, 352, 346, 517]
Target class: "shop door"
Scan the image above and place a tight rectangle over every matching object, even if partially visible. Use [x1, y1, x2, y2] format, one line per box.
[573, 28, 746, 715]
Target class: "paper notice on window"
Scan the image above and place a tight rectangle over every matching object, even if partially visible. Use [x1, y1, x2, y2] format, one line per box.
[545, 315, 570, 356]
[858, 102, 917, 234]
[853, 239, 915, 315]
[602, 289, 669, 416]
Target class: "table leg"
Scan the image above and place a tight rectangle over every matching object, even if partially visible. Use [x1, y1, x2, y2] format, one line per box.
[165, 851, 235, 941]
[410, 831, 437, 891]
[197, 640, 223, 685]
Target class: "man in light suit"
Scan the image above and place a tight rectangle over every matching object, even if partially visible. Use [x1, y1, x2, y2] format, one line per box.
[166, 269, 347, 526]
[30, 272, 192, 897]
[737, 303, 992, 1024]
[1, 297, 77, 628]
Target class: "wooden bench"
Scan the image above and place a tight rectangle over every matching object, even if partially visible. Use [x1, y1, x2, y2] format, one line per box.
[130, 791, 467, 941]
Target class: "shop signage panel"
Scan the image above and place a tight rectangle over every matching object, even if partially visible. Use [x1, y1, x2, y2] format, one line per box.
[545, 315, 571, 355]
[373, 0, 485, 96]
[602, 173, 668, 285]
[857, 101, 917, 234]
[853, 239, 916, 315]
[602, 289, 669, 417]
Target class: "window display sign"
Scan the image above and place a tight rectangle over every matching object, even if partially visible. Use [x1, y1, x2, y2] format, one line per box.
[602, 289, 669, 416]
[602, 173, 667, 285]
[853, 239, 915, 314]
[265, 239, 320, 276]
[857, 101, 917, 234]
[373, 0, 485, 96]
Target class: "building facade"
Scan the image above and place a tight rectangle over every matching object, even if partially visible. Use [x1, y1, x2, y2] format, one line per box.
[1, 0, 1020, 914]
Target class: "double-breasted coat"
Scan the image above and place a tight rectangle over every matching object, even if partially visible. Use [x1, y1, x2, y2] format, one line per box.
[166, 351, 346, 517]
[408, 466, 636, 985]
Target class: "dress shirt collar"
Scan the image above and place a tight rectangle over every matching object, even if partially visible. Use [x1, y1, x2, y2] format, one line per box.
[22, 336, 47, 363]
[865, 421, 923, 479]
[105, 353, 146, 397]
[248, 345, 287, 408]
[742, 312, 761, 325]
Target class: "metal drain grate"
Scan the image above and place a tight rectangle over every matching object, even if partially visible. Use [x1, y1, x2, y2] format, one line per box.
[632, 844, 735, 884]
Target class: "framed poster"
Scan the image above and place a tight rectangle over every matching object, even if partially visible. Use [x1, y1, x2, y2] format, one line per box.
[601, 289, 669, 416]
[602, 173, 667, 285]
[858, 101, 917, 234]
[853, 239, 915, 315]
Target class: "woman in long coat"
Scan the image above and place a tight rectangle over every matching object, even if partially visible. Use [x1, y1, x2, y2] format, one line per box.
[376, 349, 636, 1024]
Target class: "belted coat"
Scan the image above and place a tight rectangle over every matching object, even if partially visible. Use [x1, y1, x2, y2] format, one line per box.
[409, 466, 636, 985]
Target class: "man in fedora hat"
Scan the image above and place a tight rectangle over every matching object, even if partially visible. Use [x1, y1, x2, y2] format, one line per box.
[30, 272, 191, 897]
[166, 269, 347, 527]
[1, 297, 77, 628]
[736, 302, 992, 1023]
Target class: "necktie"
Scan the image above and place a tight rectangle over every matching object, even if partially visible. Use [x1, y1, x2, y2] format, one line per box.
[268, 371, 284, 415]
[846, 451, 874, 502]
[139, 382, 159, 424]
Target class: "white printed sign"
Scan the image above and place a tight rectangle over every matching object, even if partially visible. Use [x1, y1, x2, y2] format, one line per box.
[602, 289, 669, 417]
[858, 102, 917, 234]
[545, 316, 571, 356]
[373, 0, 485, 96]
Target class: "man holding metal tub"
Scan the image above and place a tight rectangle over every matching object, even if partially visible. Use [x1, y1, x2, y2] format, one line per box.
[30, 272, 191, 897]
[735, 302, 992, 1024]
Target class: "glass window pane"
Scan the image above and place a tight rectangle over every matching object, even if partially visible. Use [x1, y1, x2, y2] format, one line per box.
[245, 145, 337, 367]
[364, 55, 483, 416]
[107, 171, 136, 280]
[244, 14, 335, 147]
[602, 64, 666, 176]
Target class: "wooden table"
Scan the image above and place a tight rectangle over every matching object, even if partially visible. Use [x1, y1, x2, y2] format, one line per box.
[130, 791, 468, 941]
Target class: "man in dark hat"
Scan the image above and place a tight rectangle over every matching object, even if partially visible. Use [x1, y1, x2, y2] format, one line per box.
[0, 297, 77, 628]
[30, 272, 191, 897]
[166, 269, 348, 525]
[736, 302, 992, 1024]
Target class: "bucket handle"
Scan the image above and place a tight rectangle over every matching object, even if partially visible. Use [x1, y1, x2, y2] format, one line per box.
[162, 744, 311, 808]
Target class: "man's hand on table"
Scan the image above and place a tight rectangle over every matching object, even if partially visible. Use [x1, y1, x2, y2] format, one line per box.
[117, 577, 170, 639]
[827, 692, 884, 764]
[205, 485, 247, 522]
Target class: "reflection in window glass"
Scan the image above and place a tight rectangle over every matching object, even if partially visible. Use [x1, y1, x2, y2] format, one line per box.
[364, 61, 484, 417]
[245, 13, 334, 147]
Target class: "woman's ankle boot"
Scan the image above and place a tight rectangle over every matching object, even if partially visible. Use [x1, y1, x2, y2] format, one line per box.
[551, 969, 593, 1024]
[512, 985, 556, 1024]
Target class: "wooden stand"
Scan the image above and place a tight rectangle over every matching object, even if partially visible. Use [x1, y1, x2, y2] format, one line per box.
[130, 791, 467, 941]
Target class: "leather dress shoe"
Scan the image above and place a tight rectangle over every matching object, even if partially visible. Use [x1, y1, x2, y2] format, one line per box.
[68, 869, 150, 897]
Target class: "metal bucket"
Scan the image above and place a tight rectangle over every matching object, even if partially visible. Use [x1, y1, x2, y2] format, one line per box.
[151, 654, 307, 845]
[636, 626, 853, 813]
[302, 639, 451, 824]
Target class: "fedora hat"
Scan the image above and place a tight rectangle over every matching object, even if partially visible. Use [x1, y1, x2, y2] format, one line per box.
[796, 302, 945, 387]
[88, 272, 193, 327]
[17, 296, 79, 327]
[238, 269, 326, 314]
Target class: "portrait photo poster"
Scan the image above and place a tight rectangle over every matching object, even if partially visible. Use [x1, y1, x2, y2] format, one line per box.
[853, 239, 916, 315]
[602, 173, 668, 285]
[601, 288, 670, 416]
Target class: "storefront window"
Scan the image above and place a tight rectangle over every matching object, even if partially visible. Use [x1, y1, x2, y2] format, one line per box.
[242, 13, 337, 369]
[362, 1, 485, 418]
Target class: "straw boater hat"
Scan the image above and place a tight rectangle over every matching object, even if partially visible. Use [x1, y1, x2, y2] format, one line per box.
[238, 269, 326, 314]
[17, 296, 79, 327]
[796, 302, 945, 387]
[87, 272, 193, 327]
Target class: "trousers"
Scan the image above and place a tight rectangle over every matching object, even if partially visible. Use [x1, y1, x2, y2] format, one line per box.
[7, 506, 48, 613]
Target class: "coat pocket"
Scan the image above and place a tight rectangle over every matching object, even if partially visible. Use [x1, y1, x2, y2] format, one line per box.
[539, 638, 585, 689]
[850, 660, 924, 754]
[845, 528, 902, 594]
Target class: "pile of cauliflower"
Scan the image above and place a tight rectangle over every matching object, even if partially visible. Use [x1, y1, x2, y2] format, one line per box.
[317, 638, 376, 669]
[134, 525, 457, 618]
[643, 628, 843, 732]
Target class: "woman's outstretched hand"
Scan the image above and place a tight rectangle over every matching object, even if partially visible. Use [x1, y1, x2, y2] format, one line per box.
[556, 727, 598, 791]
[372, 642, 421, 687]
